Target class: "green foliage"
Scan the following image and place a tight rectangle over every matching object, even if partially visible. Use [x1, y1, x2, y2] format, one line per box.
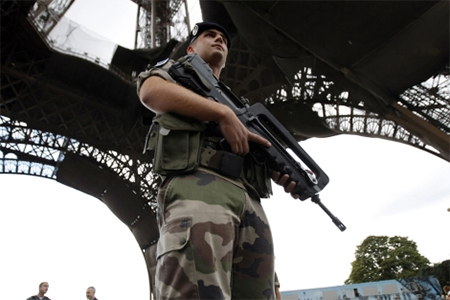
[345, 235, 430, 284]
[419, 259, 450, 287]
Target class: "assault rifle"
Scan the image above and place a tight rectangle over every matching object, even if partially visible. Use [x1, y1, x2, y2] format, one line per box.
[169, 54, 346, 231]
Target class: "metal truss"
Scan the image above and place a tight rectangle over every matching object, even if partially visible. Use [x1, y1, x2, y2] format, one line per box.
[222, 37, 449, 160]
[0, 117, 59, 179]
[221, 31, 450, 160]
[0, 115, 159, 212]
[133, 0, 190, 49]
[1, 1, 160, 210]
[28, 0, 75, 36]
[15, 0, 191, 54]
[399, 69, 450, 133]
[2, 0, 448, 207]
[266, 67, 449, 158]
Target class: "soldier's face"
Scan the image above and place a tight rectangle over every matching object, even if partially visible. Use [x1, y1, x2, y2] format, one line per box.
[188, 29, 228, 67]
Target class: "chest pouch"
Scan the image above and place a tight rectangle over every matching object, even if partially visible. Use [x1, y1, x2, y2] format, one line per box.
[144, 113, 205, 175]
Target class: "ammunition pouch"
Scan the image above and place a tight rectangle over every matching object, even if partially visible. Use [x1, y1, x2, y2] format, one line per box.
[143, 114, 272, 198]
[242, 154, 273, 199]
[200, 145, 244, 178]
[144, 113, 205, 175]
[200, 138, 272, 199]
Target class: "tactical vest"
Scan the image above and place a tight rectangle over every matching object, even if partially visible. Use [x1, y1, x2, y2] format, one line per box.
[139, 59, 272, 199]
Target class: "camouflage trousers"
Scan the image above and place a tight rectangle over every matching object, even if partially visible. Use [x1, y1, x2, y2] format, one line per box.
[155, 168, 275, 300]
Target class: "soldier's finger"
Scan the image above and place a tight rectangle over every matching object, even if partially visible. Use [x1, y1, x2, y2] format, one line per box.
[277, 174, 290, 186]
[291, 193, 300, 199]
[272, 171, 281, 182]
[248, 132, 271, 147]
[284, 181, 296, 193]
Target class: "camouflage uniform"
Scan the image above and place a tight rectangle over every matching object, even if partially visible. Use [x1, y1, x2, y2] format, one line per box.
[138, 60, 275, 300]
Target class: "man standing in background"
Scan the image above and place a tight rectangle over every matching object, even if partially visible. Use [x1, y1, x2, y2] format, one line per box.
[26, 282, 51, 300]
[86, 286, 98, 300]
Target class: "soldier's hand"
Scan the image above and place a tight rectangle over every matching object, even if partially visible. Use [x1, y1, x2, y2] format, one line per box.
[218, 107, 270, 156]
[272, 171, 300, 199]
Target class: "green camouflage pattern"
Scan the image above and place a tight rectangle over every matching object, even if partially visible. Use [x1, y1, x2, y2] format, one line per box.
[155, 168, 275, 299]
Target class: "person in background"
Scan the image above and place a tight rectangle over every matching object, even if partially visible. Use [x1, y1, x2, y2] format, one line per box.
[275, 272, 282, 300]
[26, 282, 51, 300]
[86, 286, 98, 300]
[443, 285, 450, 300]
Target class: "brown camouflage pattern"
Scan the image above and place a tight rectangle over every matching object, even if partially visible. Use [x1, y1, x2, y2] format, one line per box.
[155, 168, 275, 299]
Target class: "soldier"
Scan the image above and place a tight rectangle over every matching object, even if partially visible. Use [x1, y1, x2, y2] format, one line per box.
[138, 21, 298, 299]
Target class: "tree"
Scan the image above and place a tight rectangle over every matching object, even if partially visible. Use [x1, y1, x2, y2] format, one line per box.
[419, 259, 450, 287]
[345, 235, 430, 284]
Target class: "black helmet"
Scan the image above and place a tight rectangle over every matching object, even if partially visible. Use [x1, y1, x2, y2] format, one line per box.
[189, 21, 232, 50]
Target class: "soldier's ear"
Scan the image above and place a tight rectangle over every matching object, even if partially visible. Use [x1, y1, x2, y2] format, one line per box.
[187, 45, 195, 54]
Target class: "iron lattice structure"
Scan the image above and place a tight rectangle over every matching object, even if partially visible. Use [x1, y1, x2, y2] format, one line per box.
[27, 0, 75, 35]
[0, 0, 193, 207]
[262, 64, 450, 155]
[1, 0, 449, 298]
[0, 115, 159, 207]
[217, 24, 449, 160]
[133, 0, 190, 49]
[1, 1, 193, 294]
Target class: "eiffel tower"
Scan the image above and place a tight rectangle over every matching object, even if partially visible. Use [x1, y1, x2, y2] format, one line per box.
[1, 0, 449, 297]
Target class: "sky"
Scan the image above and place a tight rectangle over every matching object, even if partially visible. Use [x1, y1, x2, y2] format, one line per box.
[1, 1, 449, 299]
